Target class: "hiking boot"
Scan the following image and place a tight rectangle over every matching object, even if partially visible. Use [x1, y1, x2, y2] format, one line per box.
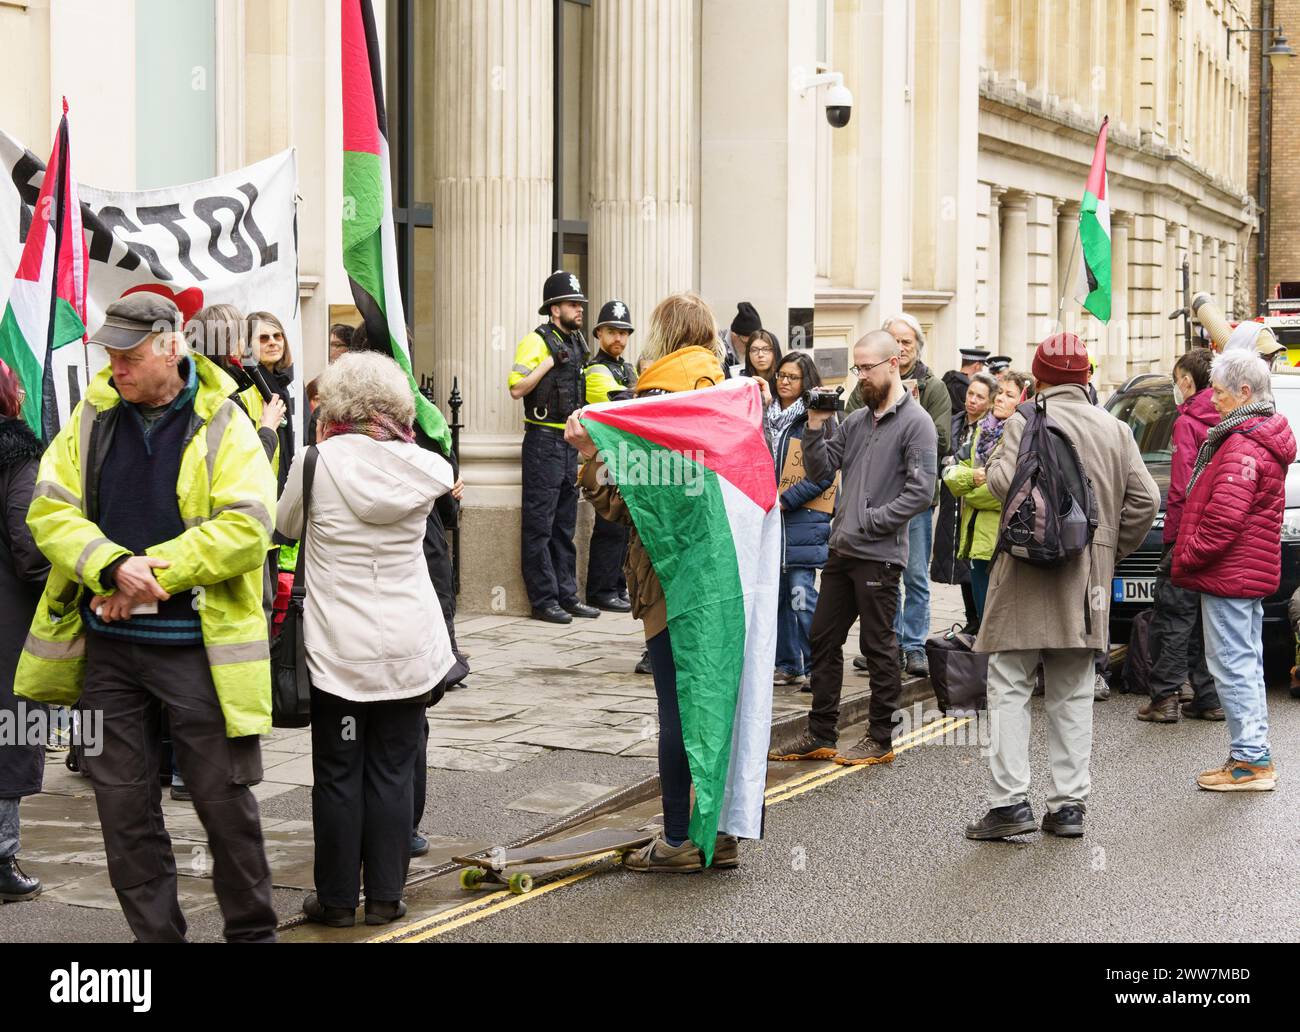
[904, 651, 929, 677]
[0, 857, 41, 901]
[964, 801, 1037, 840]
[1179, 681, 1195, 704]
[635, 651, 653, 675]
[768, 730, 838, 761]
[1093, 673, 1110, 701]
[711, 834, 740, 869]
[623, 836, 703, 873]
[834, 736, 895, 766]
[1196, 757, 1278, 792]
[302, 893, 356, 927]
[772, 670, 807, 687]
[364, 899, 408, 925]
[1041, 804, 1086, 837]
[1182, 703, 1225, 721]
[1136, 695, 1180, 723]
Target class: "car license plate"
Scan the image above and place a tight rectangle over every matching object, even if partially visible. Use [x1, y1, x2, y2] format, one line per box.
[1112, 577, 1155, 603]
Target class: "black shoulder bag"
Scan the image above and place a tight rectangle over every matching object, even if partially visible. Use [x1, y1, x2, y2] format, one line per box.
[270, 446, 317, 728]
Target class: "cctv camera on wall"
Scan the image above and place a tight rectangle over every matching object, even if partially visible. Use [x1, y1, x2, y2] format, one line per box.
[798, 70, 854, 129]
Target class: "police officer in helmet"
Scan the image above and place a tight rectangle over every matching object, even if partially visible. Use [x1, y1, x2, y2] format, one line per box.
[582, 300, 638, 613]
[508, 271, 600, 623]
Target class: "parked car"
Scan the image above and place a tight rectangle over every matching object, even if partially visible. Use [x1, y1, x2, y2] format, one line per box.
[1105, 368, 1300, 664]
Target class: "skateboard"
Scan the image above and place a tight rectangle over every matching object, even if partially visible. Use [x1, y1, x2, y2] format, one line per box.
[452, 828, 656, 894]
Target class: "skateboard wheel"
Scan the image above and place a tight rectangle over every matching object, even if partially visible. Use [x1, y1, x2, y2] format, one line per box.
[508, 873, 533, 895]
[460, 868, 485, 890]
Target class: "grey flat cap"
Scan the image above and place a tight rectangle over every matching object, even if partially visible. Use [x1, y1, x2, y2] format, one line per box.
[90, 292, 183, 351]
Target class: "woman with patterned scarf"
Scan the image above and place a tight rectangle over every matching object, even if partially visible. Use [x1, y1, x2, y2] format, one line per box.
[276, 352, 456, 927]
[942, 372, 1024, 619]
[1173, 350, 1296, 793]
[765, 352, 836, 690]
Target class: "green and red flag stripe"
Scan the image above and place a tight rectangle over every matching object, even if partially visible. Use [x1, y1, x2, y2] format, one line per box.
[1078, 115, 1111, 323]
[0, 98, 88, 440]
[341, 0, 450, 451]
[581, 378, 779, 864]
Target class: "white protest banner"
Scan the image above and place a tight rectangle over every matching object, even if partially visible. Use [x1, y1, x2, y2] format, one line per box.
[0, 129, 301, 431]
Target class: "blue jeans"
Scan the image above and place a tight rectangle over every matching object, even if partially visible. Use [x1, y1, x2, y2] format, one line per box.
[893, 510, 934, 655]
[0, 797, 20, 859]
[970, 558, 991, 618]
[646, 629, 691, 844]
[775, 567, 819, 677]
[1200, 595, 1271, 764]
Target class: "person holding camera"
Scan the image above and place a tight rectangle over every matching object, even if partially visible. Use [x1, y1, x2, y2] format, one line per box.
[767, 352, 835, 690]
[770, 330, 937, 765]
[508, 271, 599, 624]
[846, 314, 950, 677]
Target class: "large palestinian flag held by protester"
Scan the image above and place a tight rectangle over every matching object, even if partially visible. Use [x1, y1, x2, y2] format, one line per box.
[341, 0, 451, 451]
[0, 100, 87, 440]
[581, 377, 779, 863]
[1078, 116, 1111, 323]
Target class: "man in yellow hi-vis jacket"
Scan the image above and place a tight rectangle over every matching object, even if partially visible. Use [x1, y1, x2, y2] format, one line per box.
[16, 293, 279, 942]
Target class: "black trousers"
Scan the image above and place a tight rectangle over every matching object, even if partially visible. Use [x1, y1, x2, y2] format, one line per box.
[520, 424, 578, 609]
[808, 552, 903, 745]
[80, 635, 275, 943]
[310, 687, 425, 908]
[1149, 569, 1218, 707]
[586, 513, 629, 600]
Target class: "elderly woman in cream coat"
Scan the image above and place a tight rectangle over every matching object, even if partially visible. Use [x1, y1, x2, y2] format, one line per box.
[276, 351, 453, 928]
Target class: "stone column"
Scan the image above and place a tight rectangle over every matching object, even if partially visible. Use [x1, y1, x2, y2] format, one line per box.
[999, 190, 1029, 367]
[431, 0, 553, 613]
[1165, 222, 1181, 369]
[1108, 211, 1132, 385]
[589, 0, 694, 341]
[986, 186, 1005, 354]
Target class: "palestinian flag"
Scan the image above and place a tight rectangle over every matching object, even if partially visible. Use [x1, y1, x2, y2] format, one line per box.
[1078, 116, 1111, 323]
[581, 378, 779, 863]
[0, 99, 87, 440]
[341, 0, 450, 451]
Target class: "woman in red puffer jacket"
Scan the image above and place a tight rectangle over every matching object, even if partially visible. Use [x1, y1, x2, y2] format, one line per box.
[1173, 350, 1296, 794]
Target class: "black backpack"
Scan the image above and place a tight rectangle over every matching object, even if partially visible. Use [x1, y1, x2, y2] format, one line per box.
[995, 394, 1099, 568]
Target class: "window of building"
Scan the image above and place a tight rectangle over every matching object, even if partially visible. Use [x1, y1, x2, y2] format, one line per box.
[554, 0, 592, 290]
[135, 0, 216, 188]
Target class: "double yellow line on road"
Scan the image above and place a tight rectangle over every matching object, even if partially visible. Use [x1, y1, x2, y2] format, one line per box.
[371, 714, 973, 943]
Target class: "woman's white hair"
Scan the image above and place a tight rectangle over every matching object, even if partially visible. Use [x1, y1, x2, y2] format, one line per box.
[882, 312, 926, 352]
[316, 351, 415, 427]
[1210, 349, 1273, 402]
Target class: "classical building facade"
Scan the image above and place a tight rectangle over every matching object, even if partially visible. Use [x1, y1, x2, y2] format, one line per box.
[0, 0, 1259, 613]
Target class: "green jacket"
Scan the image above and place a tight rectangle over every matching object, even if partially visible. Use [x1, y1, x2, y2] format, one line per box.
[942, 423, 1002, 561]
[16, 353, 278, 737]
[846, 357, 951, 505]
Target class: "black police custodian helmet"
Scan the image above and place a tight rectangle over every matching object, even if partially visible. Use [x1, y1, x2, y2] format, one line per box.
[594, 299, 634, 333]
[539, 270, 588, 315]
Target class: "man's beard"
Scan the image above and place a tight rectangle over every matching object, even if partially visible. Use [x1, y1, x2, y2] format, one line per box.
[859, 378, 890, 411]
[559, 314, 582, 333]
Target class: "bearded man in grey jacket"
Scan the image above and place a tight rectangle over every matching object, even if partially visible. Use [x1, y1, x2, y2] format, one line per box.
[769, 330, 938, 767]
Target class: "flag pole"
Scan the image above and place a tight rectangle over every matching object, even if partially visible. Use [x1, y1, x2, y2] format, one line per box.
[1055, 219, 1082, 333]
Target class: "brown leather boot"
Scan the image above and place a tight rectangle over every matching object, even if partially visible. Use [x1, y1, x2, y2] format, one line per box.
[1136, 694, 1180, 723]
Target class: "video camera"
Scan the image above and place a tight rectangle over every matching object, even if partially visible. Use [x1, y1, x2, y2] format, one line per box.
[807, 385, 845, 412]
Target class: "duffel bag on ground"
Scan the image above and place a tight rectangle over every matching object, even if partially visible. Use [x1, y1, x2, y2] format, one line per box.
[925, 626, 989, 714]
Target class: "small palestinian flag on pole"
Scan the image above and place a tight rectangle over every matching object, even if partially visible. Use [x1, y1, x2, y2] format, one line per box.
[581, 378, 779, 864]
[0, 98, 88, 440]
[341, 0, 450, 451]
[1078, 116, 1111, 323]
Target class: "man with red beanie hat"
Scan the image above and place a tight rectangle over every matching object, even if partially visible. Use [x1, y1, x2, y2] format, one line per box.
[965, 332, 1158, 842]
